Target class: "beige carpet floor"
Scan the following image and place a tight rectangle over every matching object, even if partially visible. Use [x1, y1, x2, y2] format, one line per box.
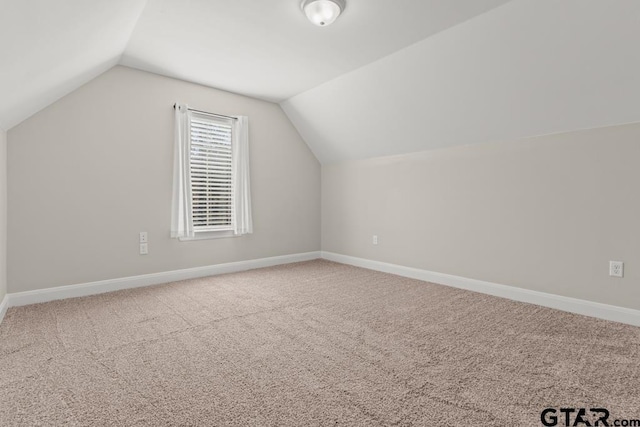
[0, 260, 639, 426]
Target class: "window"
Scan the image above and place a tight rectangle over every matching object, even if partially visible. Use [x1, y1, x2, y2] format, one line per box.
[171, 103, 252, 240]
[189, 113, 234, 232]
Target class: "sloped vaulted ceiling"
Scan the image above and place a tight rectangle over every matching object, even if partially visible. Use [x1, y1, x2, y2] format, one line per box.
[282, 0, 640, 163]
[0, 0, 148, 130]
[0, 0, 509, 130]
[2, 0, 640, 165]
[120, 0, 510, 102]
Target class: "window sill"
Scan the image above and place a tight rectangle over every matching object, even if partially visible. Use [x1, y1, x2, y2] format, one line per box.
[179, 230, 239, 241]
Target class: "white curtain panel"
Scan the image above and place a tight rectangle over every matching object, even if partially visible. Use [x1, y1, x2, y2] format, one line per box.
[170, 103, 195, 239]
[232, 116, 253, 235]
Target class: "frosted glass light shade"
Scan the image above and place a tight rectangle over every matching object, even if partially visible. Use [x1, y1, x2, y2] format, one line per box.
[301, 0, 345, 27]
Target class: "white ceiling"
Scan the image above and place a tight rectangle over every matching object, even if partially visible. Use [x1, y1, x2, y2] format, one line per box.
[121, 0, 509, 102]
[3, 0, 640, 165]
[282, 0, 640, 163]
[0, 0, 509, 130]
[0, 0, 148, 130]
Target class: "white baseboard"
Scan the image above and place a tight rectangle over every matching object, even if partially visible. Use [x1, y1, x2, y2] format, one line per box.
[6, 251, 321, 309]
[321, 251, 640, 327]
[4, 251, 639, 328]
[0, 294, 8, 325]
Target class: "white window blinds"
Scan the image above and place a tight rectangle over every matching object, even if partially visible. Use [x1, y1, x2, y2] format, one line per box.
[189, 114, 234, 231]
[172, 103, 252, 240]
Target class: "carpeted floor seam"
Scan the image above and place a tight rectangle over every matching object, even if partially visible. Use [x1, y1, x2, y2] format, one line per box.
[97, 301, 319, 354]
[148, 292, 195, 328]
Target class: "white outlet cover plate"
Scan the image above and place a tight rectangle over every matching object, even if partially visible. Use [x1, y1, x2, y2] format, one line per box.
[609, 261, 624, 278]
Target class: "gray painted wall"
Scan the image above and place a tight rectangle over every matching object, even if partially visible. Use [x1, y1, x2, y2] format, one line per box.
[0, 129, 6, 302]
[322, 123, 640, 310]
[8, 66, 321, 293]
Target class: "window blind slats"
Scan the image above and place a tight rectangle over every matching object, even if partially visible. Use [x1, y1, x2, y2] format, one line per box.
[190, 160, 233, 167]
[189, 115, 233, 232]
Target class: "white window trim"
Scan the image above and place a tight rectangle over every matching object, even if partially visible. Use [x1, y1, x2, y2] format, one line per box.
[179, 230, 238, 241]
[171, 103, 252, 241]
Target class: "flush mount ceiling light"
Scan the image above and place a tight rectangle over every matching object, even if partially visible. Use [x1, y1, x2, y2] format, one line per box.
[301, 0, 346, 27]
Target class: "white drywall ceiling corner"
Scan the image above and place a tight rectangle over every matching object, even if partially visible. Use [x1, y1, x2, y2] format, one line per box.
[1, 0, 509, 131]
[281, 0, 640, 163]
[0, 0, 149, 130]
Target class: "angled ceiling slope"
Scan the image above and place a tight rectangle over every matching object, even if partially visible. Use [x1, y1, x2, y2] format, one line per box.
[282, 0, 640, 163]
[0, 0, 148, 130]
[121, 0, 510, 102]
[1, 0, 509, 130]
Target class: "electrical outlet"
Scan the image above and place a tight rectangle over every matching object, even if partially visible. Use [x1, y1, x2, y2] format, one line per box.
[372, 235, 378, 245]
[609, 261, 623, 278]
[140, 243, 148, 255]
[139, 232, 148, 243]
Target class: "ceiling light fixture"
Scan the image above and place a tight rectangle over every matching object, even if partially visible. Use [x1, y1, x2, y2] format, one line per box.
[301, 0, 346, 27]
